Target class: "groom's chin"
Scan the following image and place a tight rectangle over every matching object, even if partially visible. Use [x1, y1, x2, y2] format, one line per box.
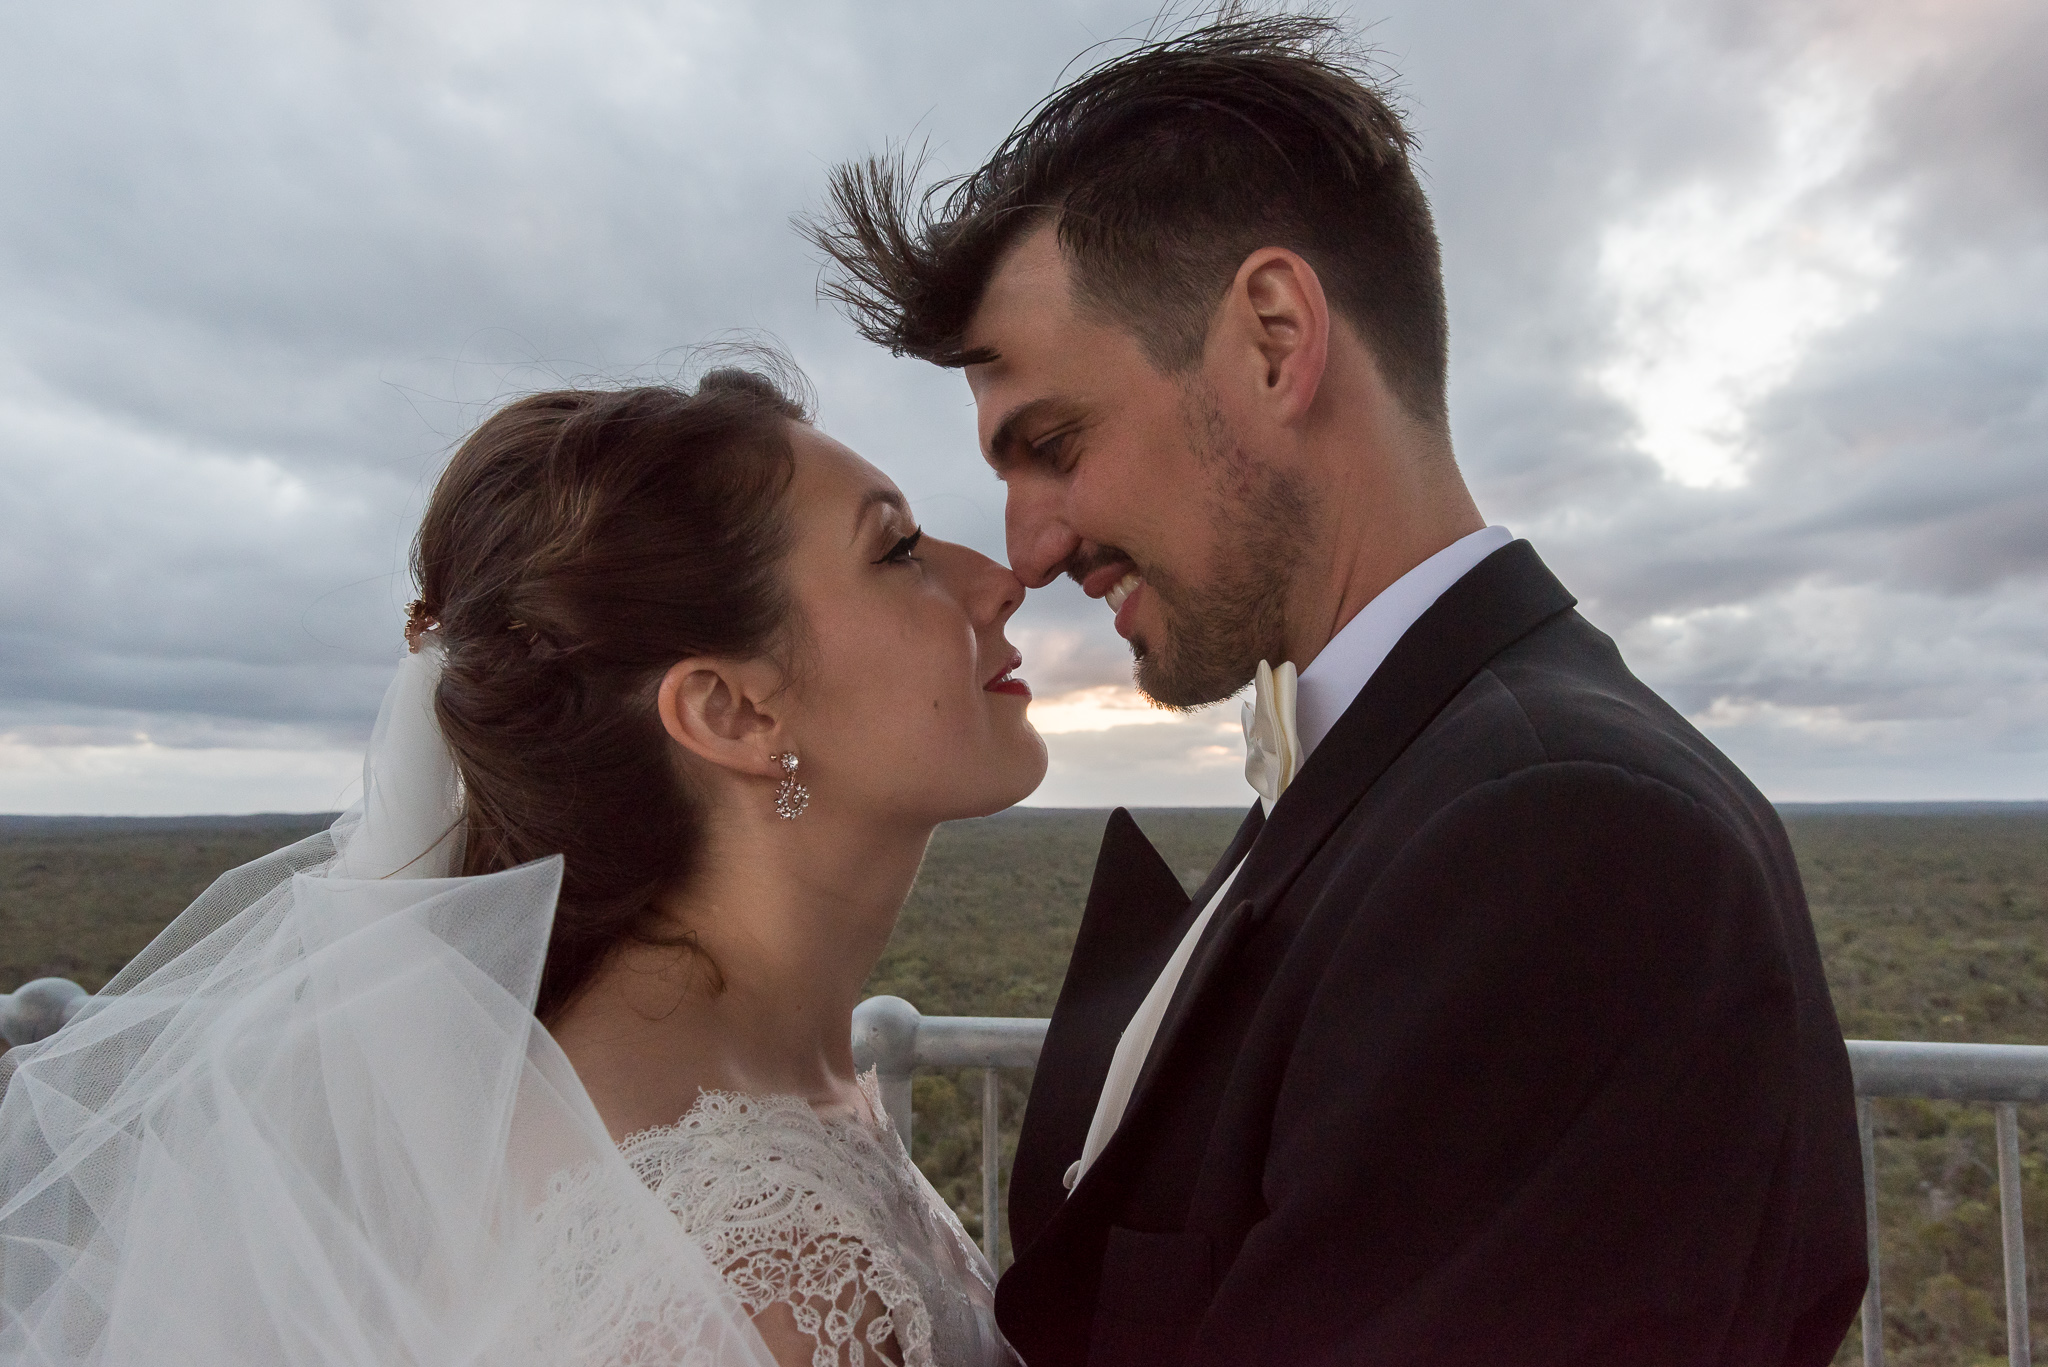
[1132, 647, 1247, 714]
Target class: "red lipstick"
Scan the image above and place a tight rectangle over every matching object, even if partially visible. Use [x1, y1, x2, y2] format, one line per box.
[984, 651, 1030, 698]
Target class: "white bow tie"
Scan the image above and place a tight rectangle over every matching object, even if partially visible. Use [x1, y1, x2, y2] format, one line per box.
[1241, 659, 1300, 808]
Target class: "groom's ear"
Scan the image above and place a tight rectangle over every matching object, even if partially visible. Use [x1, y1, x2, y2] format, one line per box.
[655, 657, 788, 781]
[1218, 246, 1330, 427]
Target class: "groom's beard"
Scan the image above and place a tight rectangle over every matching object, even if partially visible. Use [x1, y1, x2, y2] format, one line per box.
[1130, 389, 1312, 710]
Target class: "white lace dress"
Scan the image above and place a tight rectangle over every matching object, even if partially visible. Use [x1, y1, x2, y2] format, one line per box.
[620, 1072, 1019, 1367]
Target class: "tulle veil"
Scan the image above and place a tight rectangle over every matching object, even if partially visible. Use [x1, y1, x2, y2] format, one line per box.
[0, 645, 774, 1365]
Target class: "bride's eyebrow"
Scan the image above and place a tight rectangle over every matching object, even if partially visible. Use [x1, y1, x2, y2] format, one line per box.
[849, 487, 911, 545]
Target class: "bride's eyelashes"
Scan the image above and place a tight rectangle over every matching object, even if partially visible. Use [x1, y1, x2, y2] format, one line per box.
[874, 529, 924, 565]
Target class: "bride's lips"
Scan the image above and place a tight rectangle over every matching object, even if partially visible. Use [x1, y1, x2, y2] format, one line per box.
[984, 651, 1030, 699]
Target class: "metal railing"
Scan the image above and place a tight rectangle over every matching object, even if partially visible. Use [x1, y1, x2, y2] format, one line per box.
[851, 995, 1046, 1267]
[851, 998, 2045, 1365]
[7, 980, 2040, 1359]
[0, 977, 86, 1048]
[1849, 1040, 2046, 1367]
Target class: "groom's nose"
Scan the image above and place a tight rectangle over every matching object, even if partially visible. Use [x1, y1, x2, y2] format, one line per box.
[1004, 475, 1079, 590]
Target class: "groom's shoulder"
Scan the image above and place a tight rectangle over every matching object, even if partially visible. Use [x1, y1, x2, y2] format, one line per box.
[1317, 608, 1806, 961]
[1484, 610, 1694, 748]
[1432, 607, 1780, 844]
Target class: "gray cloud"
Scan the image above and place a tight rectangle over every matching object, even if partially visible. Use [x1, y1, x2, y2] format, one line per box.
[1408, 0, 2048, 800]
[1, 0, 2042, 808]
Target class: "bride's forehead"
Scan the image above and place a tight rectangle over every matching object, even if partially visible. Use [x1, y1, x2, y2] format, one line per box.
[787, 425, 900, 505]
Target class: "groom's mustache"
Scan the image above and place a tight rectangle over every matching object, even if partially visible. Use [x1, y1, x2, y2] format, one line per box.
[1065, 545, 1137, 589]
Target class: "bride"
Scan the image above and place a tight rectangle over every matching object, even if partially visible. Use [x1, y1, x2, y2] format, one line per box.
[0, 366, 1046, 1366]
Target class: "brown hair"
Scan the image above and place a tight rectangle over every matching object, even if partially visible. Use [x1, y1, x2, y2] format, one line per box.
[412, 368, 808, 1022]
[806, 11, 1449, 431]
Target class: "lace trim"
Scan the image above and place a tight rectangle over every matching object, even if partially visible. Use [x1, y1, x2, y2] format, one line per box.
[523, 1159, 767, 1367]
[622, 1073, 959, 1367]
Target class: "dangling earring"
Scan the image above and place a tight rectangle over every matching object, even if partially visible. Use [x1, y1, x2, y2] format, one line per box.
[772, 752, 809, 820]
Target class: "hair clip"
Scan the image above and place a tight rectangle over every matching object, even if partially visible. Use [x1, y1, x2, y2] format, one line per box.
[404, 600, 442, 653]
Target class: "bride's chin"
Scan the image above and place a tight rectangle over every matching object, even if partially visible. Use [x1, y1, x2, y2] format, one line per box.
[997, 735, 1050, 808]
[940, 736, 1048, 822]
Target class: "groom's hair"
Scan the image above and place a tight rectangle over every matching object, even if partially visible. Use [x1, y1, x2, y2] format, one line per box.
[807, 10, 1449, 431]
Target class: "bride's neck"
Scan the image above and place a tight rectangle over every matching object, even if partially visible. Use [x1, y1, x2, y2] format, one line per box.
[551, 806, 932, 1139]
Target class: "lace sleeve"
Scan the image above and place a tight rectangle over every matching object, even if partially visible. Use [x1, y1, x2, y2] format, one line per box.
[623, 1093, 937, 1367]
[727, 1231, 907, 1367]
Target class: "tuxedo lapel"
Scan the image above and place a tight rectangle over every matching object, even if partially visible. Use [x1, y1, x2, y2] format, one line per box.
[1108, 542, 1577, 1158]
[1110, 810, 1265, 1121]
[1232, 540, 1576, 918]
[1125, 892, 1257, 1112]
[1176, 802, 1263, 919]
[1007, 809, 1204, 1250]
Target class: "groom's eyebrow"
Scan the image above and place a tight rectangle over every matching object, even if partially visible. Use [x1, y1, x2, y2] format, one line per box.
[985, 398, 1063, 469]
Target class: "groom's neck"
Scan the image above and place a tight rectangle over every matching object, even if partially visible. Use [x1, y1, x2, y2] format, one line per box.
[1279, 353, 1483, 673]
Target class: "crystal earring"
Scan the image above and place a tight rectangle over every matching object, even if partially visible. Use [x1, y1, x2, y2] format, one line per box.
[772, 752, 809, 820]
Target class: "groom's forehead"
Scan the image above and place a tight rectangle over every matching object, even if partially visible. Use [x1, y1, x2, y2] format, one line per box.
[965, 231, 1137, 458]
[962, 227, 1077, 366]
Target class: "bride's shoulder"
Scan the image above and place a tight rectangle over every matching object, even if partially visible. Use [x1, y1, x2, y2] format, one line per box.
[620, 1074, 947, 1365]
[618, 1073, 903, 1225]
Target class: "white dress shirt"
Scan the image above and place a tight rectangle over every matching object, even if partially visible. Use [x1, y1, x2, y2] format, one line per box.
[1063, 525, 1514, 1193]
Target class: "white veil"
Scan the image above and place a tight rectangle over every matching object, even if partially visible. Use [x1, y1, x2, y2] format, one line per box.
[0, 646, 773, 1366]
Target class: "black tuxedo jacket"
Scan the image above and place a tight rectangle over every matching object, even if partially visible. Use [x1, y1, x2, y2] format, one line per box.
[995, 542, 1866, 1366]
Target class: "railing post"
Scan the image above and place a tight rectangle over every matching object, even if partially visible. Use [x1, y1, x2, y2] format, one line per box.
[1859, 1097, 1884, 1367]
[0, 977, 88, 1048]
[850, 995, 920, 1145]
[1996, 1102, 2032, 1367]
[982, 1067, 1001, 1267]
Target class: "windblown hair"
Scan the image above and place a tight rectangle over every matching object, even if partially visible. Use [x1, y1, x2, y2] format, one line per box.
[805, 10, 1450, 430]
[412, 368, 808, 1022]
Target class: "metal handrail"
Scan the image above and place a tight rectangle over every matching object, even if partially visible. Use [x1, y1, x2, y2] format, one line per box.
[1851, 1039, 2048, 1103]
[0, 977, 87, 1047]
[1844, 1039, 2047, 1367]
[6, 982, 2036, 1359]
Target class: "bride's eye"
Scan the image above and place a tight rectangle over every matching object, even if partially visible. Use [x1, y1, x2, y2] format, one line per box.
[874, 529, 923, 565]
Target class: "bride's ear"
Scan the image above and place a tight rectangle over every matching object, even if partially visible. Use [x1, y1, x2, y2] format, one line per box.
[655, 657, 788, 780]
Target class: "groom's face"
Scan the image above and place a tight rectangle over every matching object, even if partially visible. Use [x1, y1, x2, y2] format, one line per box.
[963, 226, 1304, 708]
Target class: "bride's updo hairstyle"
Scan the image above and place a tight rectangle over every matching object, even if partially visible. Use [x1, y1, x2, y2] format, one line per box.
[412, 368, 808, 1022]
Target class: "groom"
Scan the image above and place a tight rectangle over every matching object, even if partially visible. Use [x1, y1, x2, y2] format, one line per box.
[815, 14, 1868, 1365]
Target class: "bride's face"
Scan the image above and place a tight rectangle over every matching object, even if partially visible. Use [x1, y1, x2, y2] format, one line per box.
[777, 424, 1047, 824]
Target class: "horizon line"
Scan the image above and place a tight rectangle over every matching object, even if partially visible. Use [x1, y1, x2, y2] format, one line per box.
[4, 799, 2047, 825]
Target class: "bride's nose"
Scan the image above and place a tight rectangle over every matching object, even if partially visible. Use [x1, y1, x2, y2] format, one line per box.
[945, 542, 1026, 628]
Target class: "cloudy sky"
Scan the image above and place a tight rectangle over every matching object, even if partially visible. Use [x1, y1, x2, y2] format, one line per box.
[1, 0, 2042, 814]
